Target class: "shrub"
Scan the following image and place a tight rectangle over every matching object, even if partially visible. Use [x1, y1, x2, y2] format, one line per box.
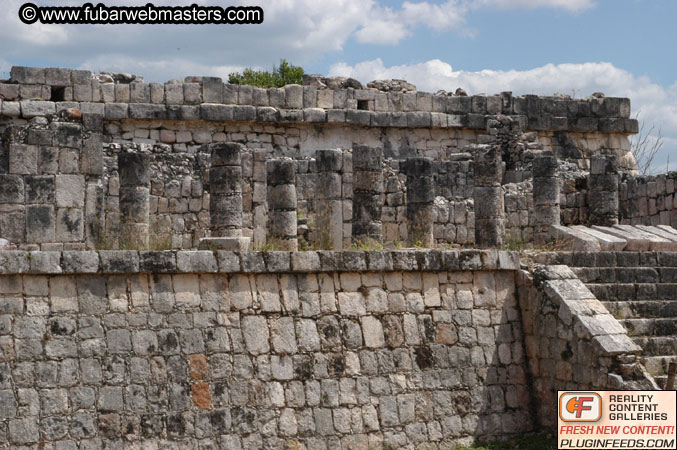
[228, 59, 304, 88]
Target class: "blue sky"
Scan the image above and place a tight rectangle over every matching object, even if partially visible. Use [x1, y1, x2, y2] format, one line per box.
[1, 0, 675, 172]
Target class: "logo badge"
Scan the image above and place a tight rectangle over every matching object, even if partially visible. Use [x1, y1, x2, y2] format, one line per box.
[559, 392, 602, 422]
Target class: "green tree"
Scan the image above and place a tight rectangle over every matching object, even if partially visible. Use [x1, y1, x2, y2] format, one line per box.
[228, 59, 304, 88]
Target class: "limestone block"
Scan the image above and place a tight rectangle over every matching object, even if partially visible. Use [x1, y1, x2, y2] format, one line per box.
[201, 104, 234, 121]
[56, 207, 84, 242]
[271, 317, 297, 353]
[303, 86, 318, 108]
[291, 252, 320, 272]
[176, 251, 218, 273]
[183, 83, 202, 104]
[113, 84, 130, 103]
[149, 82, 164, 104]
[251, 87, 268, 106]
[222, 84, 238, 104]
[0, 175, 25, 204]
[0, 84, 19, 100]
[337, 292, 366, 317]
[19, 101, 55, 118]
[304, 108, 326, 122]
[241, 316, 270, 354]
[100, 83, 115, 102]
[62, 251, 100, 273]
[11, 66, 45, 84]
[54, 175, 85, 208]
[104, 103, 129, 119]
[19, 84, 43, 100]
[25, 205, 54, 243]
[327, 109, 346, 122]
[99, 250, 140, 273]
[285, 85, 303, 109]
[199, 77, 222, 103]
[73, 84, 93, 102]
[233, 105, 256, 121]
[165, 83, 183, 104]
[316, 89, 333, 109]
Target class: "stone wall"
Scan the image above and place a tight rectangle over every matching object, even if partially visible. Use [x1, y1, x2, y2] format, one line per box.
[620, 172, 677, 227]
[0, 249, 534, 449]
[0, 115, 104, 250]
[0, 66, 640, 250]
[517, 263, 656, 429]
[0, 248, 657, 447]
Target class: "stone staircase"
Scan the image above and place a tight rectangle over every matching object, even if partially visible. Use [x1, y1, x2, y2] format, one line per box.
[568, 251, 677, 388]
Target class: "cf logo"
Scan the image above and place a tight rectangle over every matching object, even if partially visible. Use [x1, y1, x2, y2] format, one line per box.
[559, 392, 603, 422]
[567, 396, 595, 418]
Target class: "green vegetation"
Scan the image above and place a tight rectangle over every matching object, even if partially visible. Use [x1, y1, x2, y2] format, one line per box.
[254, 239, 283, 252]
[501, 237, 525, 251]
[451, 434, 556, 450]
[228, 59, 304, 88]
[349, 238, 385, 251]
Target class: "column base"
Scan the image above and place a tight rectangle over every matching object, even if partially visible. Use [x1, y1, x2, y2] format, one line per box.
[198, 237, 251, 252]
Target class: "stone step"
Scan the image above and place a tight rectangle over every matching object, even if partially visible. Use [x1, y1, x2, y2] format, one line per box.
[548, 251, 677, 268]
[636, 225, 677, 244]
[549, 225, 601, 252]
[573, 267, 664, 283]
[586, 283, 677, 301]
[616, 224, 677, 251]
[591, 225, 675, 251]
[621, 318, 677, 336]
[571, 225, 627, 251]
[655, 375, 667, 389]
[657, 224, 677, 239]
[631, 336, 677, 356]
[603, 300, 677, 319]
[641, 356, 676, 378]
[573, 266, 677, 284]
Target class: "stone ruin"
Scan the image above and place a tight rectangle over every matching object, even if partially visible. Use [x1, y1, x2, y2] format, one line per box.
[0, 65, 673, 448]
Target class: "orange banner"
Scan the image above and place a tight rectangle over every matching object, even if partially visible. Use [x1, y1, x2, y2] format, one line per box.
[558, 390, 676, 449]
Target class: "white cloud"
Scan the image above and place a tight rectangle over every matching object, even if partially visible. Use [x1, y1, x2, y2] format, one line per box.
[402, 0, 467, 30]
[0, 0, 372, 77]
[472, 0, 595, 12]
[355, 1, 468, 45]
[76, 55, 245, 83]
[330, 58, 677, 172]
[0, 0, 597, 80]
[355, 18, 412, 45]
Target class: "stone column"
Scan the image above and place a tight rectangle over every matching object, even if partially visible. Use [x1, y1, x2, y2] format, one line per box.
[473, 144, 505, 248]
[118, 152, 150, 249]
[351, 145, 384, 245]
[404, 157, 435, 247]
[315, 149, 344, 250]
[588, 154, 620, 226]
[532, 154, 560, 245]
[210, 142, 243, 236]
[199, 142, 250, 251]
[266, 158, 297, 251]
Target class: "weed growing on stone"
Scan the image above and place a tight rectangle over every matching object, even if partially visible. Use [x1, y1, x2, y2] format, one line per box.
[312, 229, 333, 251]
[149, 221, 173, 251]
[349, 238, 385, 251]
[255, 240, 283, 252]
[90, 222, 116, 250]
[501, 237, 525, 251]
[532, 238, 571, 253]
